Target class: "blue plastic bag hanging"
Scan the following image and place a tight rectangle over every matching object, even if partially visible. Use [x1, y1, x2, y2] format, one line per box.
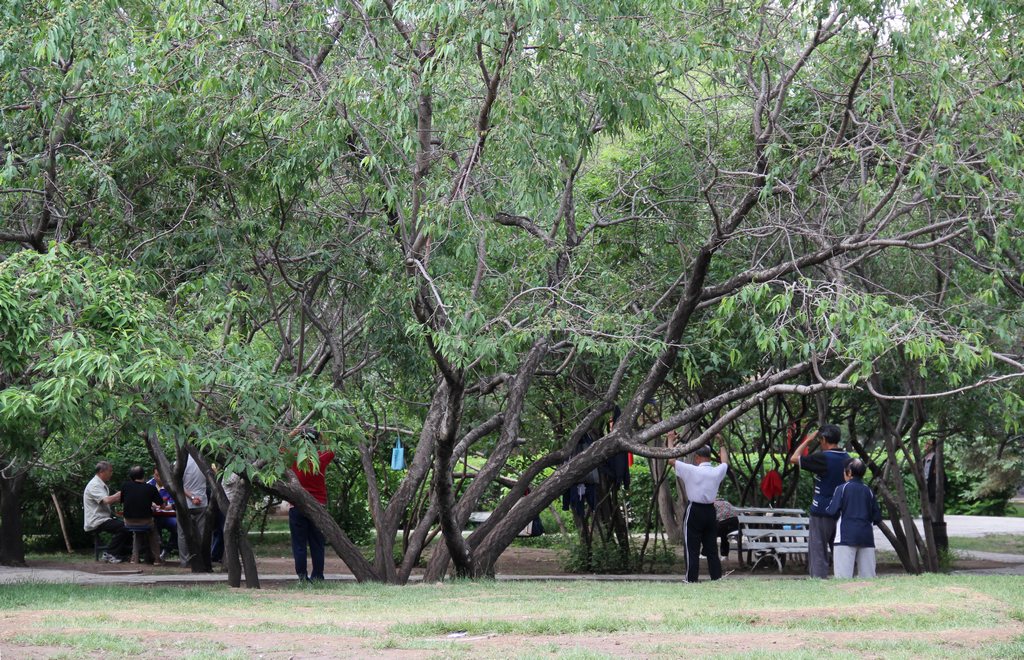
[391, 438, 406, 470]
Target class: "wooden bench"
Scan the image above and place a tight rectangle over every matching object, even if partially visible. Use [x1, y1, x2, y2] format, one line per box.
[732, 507, 810, 572]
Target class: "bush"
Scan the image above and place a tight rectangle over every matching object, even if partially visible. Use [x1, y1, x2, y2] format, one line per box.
[558, 536, 678, 574]
[943, 437, 1023, 516]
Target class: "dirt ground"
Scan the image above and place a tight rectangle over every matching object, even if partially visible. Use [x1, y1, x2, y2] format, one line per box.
[6, 625, 1022, 659]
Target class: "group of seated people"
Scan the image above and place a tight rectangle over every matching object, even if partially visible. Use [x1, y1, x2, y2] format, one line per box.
[82, 460, 184, 564]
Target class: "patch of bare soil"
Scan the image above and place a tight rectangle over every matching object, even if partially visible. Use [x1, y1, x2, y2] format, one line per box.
[429, 625, 1024, 659]
[735, 601, 945, 621]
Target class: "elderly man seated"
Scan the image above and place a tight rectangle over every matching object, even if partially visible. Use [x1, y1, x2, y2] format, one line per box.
[83, 460, 132, 563]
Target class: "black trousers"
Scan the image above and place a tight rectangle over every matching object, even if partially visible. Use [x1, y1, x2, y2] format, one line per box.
[684, 502, 721, 582]
[95, 517, 132, 558]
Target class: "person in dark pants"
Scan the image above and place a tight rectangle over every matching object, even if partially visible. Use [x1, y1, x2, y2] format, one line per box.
[83, 460, 132, 562]
[668, 433, 730, 583]
[789, 424, 850, 578]
[288, 427, 335, 582]
[714, 498, 740, 558]
[148, 469, 177, 558]
[119, 465, 164, 565]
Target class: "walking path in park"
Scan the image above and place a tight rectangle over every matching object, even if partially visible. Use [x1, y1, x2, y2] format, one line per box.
[2, 514, 1022, 586]
[873, 513, 1024, 549]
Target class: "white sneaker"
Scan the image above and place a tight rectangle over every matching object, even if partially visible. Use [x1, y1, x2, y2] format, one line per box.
[102, 552, 123, 564]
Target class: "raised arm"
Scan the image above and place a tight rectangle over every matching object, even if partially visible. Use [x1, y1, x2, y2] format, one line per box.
[788, 429, 819, 465]
[718, 435, 729, 465]
[666, 430, 679, 467]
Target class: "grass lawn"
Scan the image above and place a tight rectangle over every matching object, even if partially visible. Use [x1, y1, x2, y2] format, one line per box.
[950, 534, 1024, 556]
[0, 575, 1022, 658]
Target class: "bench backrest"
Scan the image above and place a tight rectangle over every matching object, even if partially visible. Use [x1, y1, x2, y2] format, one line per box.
[736, 512, 811, 549]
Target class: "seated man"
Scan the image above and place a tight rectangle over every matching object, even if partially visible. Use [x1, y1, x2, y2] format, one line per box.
[148, 469, 177, 557]
[120, 465, 164, 565]
[714, 498, 740, 558]
[83, 460, 131, 562]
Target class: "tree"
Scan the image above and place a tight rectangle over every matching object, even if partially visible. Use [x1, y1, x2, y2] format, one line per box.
[0, 245, 193, 565]
[3, 0, 1023, 581]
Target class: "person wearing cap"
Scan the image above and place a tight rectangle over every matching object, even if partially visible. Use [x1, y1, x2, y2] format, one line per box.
[667, 432, 729, 583]
[788, 423, 850, 578]
[288, 427, 335, 582]
[826, 458, 883, 578]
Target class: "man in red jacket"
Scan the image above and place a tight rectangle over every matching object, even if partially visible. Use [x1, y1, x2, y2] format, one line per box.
[288, 427, 335, 582]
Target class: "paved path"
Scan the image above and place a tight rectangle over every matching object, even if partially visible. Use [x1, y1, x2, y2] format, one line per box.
[0, 567, 802, 585]
[2, 515, 1021, 585]
[873, 514, 1024, 551]
[0, 567, 330, 585]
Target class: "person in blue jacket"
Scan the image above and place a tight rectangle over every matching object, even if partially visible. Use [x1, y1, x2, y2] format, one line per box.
[826, 458, 883, 579]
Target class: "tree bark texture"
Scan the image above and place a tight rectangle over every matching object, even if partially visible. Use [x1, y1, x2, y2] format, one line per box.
[0, 468, 28, 567]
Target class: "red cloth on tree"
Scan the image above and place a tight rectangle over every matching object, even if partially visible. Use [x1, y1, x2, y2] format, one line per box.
[760, 469, 783, 501]
[290, 450, 335, 505]
[786, 423, 811, 457]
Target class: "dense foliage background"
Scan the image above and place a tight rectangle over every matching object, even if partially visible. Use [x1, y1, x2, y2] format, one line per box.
[2, 0, 1022, 579]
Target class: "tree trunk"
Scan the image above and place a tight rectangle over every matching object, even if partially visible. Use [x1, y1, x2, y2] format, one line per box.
[882, 433, 922, 574]
[432, 381, 474, 577]
[870, 377, 924, 574]
[185, 448, 259, 588]
[0, 468, 28, 567]
[144, 433, 211, 573]
[906, 411, 939, 572]
[265, 473, 382, 582]
[571, 507, 594, 571]
[931, 435, 948, 553]
[873, 480, 914, 570]
[371, 385, 442, 582]
[424, 340, 548, 580]
[650, 454, 682, 544]
[224, 476, 258, 588]
[472, 432, 624, 576]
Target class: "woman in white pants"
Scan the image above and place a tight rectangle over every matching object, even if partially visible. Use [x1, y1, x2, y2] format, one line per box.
[825, 459, 883, 579]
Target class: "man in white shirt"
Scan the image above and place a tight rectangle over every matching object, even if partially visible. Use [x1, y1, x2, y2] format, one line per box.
[667, 433, 729, 582]
[82, 461, 131, 562]
[176, 455, 210, 567]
